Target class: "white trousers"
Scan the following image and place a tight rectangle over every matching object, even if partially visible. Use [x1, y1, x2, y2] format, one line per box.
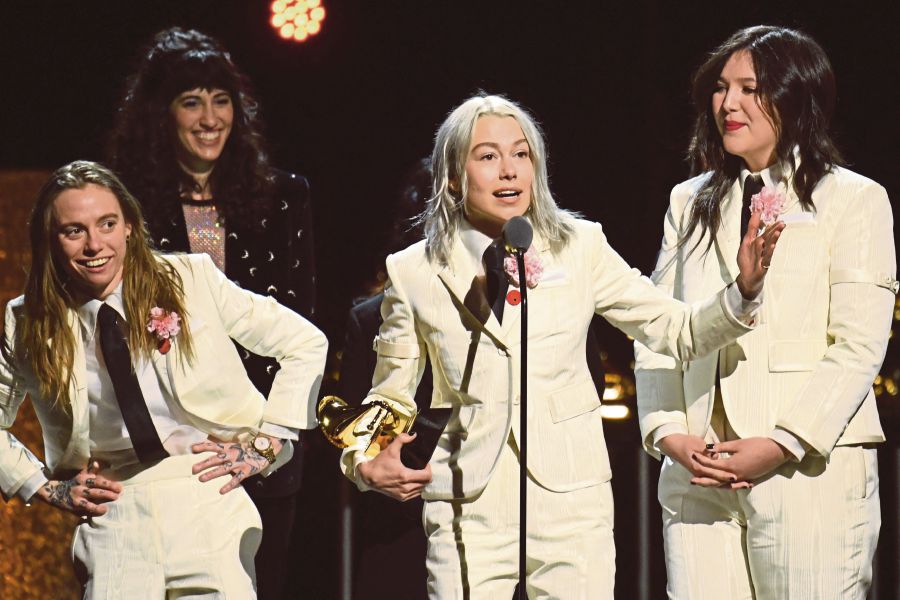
[71, 453, 262, 599]
[658, 445, 880, 600]
[423, 436, 615, 600]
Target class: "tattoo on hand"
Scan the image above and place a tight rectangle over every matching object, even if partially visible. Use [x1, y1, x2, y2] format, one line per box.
[44, 480, 76, 510]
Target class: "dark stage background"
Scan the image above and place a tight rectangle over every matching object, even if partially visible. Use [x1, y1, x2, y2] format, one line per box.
[0, 1, 897, 598]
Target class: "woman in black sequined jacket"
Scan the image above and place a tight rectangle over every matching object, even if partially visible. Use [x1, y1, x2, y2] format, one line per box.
[107, 26, 315, 600]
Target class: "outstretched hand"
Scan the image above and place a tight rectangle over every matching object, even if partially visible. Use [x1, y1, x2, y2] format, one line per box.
[357, 433, 432, 502]
[736, 211, 785, 299]
[191, 435, 284, 494]
[37, 460, 122, 517]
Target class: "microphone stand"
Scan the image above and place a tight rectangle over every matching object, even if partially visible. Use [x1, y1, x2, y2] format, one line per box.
[514, 249, 528, 600]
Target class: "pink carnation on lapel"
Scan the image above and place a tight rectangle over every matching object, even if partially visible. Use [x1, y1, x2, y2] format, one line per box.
[147, 307, 181, 341]
[504, 246, 543, 288]
[749, 185, 785, 226]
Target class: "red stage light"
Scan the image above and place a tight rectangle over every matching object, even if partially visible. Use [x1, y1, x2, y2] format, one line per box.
[271, 0, 325, 42]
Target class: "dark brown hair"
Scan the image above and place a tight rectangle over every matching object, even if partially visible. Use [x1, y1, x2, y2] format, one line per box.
[108, 27, 275, 239]
[682, 25, 843, 253]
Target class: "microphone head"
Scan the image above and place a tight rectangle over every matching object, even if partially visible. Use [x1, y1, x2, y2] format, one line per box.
[503, 216, 533, 251]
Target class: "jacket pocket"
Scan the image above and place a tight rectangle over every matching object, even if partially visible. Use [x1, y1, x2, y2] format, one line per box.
[767, 339, 828, 372]
[548, 379, 601, 423]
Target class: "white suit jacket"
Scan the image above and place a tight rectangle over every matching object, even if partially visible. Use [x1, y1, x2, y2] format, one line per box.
[635, 167, 896, 460]
[0, 253, 327, 498]
[349, 218, 755, 500]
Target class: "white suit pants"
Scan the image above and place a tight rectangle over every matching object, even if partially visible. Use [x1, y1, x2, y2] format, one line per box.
[658, 445, 880, 599]
[71, 453, 262, 599]
[423, 436, 615, 600]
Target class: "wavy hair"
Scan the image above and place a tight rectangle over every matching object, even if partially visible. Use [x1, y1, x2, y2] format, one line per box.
[682, 25, 843, 253]
[420, 94, 578, 266]
[6, 161, 194, 411]
[107, 27, 274, 238]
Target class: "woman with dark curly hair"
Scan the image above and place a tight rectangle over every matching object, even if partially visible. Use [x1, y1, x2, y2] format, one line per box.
[108, 27, 316, 599]
[635, 26, 895, 599]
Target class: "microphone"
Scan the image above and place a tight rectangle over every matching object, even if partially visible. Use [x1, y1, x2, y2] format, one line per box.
[503, 216, 533, 252]
[503, 215, 532, 600]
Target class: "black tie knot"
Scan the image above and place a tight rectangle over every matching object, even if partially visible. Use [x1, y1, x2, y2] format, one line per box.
[98, 302, 121, 333]
[743, 174, 764, 201]
[483, 240, 506, 274]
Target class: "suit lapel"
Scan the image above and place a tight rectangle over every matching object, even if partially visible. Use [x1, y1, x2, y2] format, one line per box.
[154, 315, 205, 406]
[713, 178, 743, 283]
[776, 178, 802, 217]
[55, 310, 89, 470]
[436, 238, 508, 351]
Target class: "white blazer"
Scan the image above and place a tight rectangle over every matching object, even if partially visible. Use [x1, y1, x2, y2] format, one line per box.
[635, 166, 896, 459]
[349, 218, 754, 500]
[0, 253, 327, 498]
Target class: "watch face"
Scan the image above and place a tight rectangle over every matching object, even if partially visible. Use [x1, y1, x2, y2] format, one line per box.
[254, 437, 271, 451]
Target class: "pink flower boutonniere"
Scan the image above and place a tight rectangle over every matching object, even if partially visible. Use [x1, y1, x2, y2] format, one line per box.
[749, 185, 786, 226]
[503, 246, 544, 288]
[147, 307, 181, 354]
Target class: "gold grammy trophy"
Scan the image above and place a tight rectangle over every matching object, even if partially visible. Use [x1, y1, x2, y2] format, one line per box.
[317, 395, 417, 459]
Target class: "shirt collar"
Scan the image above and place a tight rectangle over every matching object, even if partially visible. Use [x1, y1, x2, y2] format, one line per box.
[458, 218, 497, 270]
[739, 146, 800, 191]
[739, 161, 781, 191]
[76, 284, 126, 340]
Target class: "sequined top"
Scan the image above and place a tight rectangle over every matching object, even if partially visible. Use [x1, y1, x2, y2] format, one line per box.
[182, 202, 226, 271]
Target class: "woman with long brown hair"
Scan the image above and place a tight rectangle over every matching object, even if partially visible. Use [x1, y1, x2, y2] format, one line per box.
[636, 26, 896, 599]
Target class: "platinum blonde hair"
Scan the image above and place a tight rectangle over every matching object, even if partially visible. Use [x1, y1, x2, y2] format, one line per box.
[421, 94, 577, 266]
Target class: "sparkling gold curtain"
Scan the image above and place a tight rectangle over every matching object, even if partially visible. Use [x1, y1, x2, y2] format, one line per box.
[0, 170, 79, 599]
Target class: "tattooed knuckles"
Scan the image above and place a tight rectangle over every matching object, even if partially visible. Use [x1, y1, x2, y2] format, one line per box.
[190, 438, 278, 494]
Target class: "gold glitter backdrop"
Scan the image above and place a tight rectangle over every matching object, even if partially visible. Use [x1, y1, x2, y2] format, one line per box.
[0, 169, 80, 599]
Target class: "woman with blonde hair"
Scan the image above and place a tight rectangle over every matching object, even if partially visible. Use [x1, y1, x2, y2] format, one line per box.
[339, 93, 781, 598]
[0, 161, 326, 598]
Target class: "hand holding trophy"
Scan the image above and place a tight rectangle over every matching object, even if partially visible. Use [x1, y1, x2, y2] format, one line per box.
[318, 395, 451, 471]
[317, 395, 417, 459]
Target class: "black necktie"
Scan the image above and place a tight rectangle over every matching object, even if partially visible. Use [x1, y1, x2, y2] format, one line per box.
[483, 240, 507, 323]
[740, 174, 764, 238]
[97, 303, 168, 463]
